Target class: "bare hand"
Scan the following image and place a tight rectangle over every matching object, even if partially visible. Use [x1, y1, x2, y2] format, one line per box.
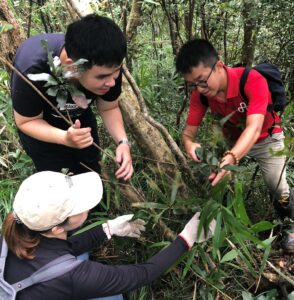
[208, 154, 234, 186]
[115, 144, 133, 180]
[184, 141, 202, 162]
[65, 119, 93, 149]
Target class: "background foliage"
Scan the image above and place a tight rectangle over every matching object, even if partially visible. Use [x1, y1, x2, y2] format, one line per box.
[0, 0, 293, 299]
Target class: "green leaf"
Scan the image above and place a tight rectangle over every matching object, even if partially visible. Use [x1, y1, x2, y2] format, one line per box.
[131, 202, 168, 209]
[182, 247, 197, 279]
[195, 147, 203, 160]
[220, 249, 239, 263]
[241, 291, 253, 300]
[27, 73, 52, 82]
[219, 110, 236, 127]
[56, 90, 68, 109]
[0, 22, 14, 34]
[233, 180, 251, 226]
[251, 221, 275, 233]
[222, 164, 241, 172]
[46, 86, 59, 97]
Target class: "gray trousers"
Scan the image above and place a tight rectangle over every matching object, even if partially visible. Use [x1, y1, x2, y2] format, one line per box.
[248, 132, 289, 199]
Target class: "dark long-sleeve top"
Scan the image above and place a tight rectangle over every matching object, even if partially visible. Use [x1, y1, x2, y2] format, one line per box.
[4, 225, 188, 300]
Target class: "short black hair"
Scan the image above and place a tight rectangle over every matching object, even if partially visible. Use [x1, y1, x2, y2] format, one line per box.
[176, 39, 219, 74]
[65, 14, 126, 68]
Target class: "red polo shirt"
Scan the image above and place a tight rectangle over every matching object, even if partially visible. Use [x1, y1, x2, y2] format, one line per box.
[186, 66, 282, 143]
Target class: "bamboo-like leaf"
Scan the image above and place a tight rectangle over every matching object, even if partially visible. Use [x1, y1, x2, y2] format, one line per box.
[251, 221, 275, 233]
[233, 180, 251, 226]
[219, 110, 236, 127]
[131, 202, 168, 209]
[220, 249, 239, 263]
[0, 23, 14, 34]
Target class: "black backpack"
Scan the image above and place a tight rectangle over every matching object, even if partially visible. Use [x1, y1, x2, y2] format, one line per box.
[200, 62, 287, 113]
[0, 238, 82, 300]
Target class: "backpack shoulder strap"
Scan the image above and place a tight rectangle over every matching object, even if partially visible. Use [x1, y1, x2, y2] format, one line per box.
[12, 254, 82, 292]
[239, 66, 251, 103]
[0, 238, 8, 279]
[200, 94, 208, 107]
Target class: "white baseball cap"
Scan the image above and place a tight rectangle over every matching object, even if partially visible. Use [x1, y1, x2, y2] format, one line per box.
[13, 171, 103, 231]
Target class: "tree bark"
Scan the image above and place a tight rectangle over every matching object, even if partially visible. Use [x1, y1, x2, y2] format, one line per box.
[241, 0, 260, 66]
[126, 0, 142, 44]
[0, 0, 26, 68]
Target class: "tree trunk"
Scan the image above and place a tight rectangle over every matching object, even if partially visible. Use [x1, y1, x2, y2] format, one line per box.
[0, 0, 26, 68]
[160, 0, 181, 56]
[241, 0, 260, 66]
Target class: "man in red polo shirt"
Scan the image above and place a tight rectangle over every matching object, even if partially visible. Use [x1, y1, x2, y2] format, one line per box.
[176, 39, 293, 252]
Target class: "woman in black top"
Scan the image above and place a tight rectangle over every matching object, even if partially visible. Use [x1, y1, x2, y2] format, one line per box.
[2, 171, 215, 300]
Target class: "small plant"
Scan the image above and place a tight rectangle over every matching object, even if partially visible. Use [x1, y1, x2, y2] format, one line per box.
[27, 40, 89, 110]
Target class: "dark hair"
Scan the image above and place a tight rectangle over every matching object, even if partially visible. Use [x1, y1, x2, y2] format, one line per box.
[65, 14, 127, 68]
[176, 39, 219, 74]
[2, 213, 69, 260]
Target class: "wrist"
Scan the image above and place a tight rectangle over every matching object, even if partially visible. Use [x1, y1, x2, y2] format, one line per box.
[178, 233, 192, 250]
[117, 138, 130, 147]
[222, 150, 239, 165]
[102, 222, 112, 239]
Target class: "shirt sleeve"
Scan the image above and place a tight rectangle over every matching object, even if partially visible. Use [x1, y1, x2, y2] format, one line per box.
[68, 225, 107, 256]
[11, 66, 46, 117]
[186, 90, 207, 126]
[244, 69, 271, 116]
[100, 69, 122, 102]
[72, 236, 188, 299]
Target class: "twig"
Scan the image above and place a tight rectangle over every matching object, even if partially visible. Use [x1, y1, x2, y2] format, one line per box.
[266, 260, 294, 286]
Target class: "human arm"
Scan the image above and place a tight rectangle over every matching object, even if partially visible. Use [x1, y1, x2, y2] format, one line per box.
[182, 125, 202, 162]
[209, 113, 265, 186]
[97, 98, 133, 180]
[72, 212, 215, 298]
[14, 110, 93, 149]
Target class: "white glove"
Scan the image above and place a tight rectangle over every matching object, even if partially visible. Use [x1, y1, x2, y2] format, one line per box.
[179, 212, 216, 248]
[102, 214, 146, 239]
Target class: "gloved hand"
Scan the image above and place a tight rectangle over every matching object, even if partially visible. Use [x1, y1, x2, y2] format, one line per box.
[102, 214, 146, 239]
[179, 212, 216, 249]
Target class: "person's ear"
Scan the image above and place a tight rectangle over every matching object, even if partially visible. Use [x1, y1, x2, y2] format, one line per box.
[51, 225, 65, 236]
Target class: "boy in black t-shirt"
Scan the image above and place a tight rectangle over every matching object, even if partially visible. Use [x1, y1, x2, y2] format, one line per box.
[11, 14, 133, 180]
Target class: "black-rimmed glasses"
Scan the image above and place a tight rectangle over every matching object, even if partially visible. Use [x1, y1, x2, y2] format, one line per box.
[188, 61, 217, 90]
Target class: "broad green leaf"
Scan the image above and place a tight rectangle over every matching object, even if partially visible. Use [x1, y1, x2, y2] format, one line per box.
[195, 147, 203, 160]
[220, 249, 239, 263]
[242, 291, 253, 300]
[27, 73, 52, 81]
[56, 90, 68, 109]
[46, 86, 59, 97]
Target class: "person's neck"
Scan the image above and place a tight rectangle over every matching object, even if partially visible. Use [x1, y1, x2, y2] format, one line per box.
[41, 231, 67, 240]
[59, 47, 68, 64]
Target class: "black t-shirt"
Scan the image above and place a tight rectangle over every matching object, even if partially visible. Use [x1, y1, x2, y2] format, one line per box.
[3, 226, 188, 299]
[11, 33, 122, 131]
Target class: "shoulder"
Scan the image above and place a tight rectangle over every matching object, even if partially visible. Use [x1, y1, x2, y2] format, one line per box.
[14, 34, 64, 74]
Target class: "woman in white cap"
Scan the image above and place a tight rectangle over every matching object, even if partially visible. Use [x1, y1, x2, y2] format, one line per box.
[2, 171, 215, 300]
